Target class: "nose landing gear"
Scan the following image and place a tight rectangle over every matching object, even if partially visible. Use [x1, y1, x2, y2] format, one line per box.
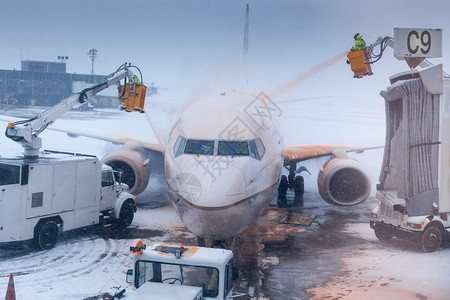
[277, 163, 309, 207]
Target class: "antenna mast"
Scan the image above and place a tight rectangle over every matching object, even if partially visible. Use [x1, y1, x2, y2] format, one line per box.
[243, 4, 249, 57]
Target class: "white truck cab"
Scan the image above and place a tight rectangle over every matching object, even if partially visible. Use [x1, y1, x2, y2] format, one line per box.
[125, 241, 237, 300]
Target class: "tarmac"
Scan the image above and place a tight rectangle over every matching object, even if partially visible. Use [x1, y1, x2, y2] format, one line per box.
[135, 186, 450, 300]
[1, 107, 449, 299]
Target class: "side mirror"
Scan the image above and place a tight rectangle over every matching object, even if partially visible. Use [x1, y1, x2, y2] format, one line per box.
[126, 269, 133, 284]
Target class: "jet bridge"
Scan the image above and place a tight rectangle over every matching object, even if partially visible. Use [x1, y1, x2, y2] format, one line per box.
[377, 64, 449, 216]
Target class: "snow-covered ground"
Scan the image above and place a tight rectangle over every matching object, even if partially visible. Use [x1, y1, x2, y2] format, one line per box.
[307, 223, 450, 300]
[0, 206, 190, 299]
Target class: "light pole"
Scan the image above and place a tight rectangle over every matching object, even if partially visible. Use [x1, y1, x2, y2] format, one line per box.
[87, 48, 97, 75]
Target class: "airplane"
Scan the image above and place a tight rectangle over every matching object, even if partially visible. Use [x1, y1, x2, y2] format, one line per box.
[98, 90, 372, 247]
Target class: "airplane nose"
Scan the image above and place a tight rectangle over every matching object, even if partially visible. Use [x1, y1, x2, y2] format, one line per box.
[175, 156, 254, 207]
[169, 156, 269, 239]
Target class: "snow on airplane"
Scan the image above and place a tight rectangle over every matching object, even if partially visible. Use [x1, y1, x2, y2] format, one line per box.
[0, 91, 372, 246]
[100, 91, 371, 245]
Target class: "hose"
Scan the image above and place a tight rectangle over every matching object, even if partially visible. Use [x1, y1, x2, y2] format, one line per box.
[78, 63, 125, 103]
[130, 65, 144, 83]
[118, 81, 127, 100]
[5, 127, 21, 142]
[5, 114, 41, 141]
[110, 62, 143, 83]
[80, 63, 144, 103]
[367, 37, 393, 64]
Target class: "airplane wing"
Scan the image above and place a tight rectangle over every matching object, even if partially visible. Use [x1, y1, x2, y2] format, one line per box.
[282, 145, 382, 166]
[49, 127, 165, 153]
[0, 112, 165, 153]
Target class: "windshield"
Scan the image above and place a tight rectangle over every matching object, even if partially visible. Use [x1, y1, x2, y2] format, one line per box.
[218, 141, 249, 156]
[184, 140, 215, 155]
[174, 137, 265, 160]
[135, 260, 219, 298]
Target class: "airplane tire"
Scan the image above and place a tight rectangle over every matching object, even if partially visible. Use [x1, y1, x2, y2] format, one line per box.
[374, 224, 394, 241]
[35, 221, 59, 250]
[421, 226, 441, 253]
[293, 176, 304, 197]
[278, 175, 288, 197]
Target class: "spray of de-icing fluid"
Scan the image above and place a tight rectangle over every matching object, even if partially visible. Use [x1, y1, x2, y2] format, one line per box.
[268, 51, 348, 99]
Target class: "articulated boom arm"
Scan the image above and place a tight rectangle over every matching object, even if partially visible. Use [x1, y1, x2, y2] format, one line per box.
[5, 66, 138, 157]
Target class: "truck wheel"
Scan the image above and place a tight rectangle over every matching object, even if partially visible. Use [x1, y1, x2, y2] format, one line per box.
[35, 221, 59, 250]
[118, 202, 135, 228]
[374, 224, 394, 241]
[421, 226, 441, 253]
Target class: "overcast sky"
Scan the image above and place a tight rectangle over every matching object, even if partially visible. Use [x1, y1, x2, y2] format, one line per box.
[1, 0, 449, 113]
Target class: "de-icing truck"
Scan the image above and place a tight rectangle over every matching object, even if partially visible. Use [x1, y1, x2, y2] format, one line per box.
[0, 64, 147, 250]
[370, 64, 450, 252]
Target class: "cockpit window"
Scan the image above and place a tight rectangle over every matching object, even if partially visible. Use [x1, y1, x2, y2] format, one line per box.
[175, 138, 266, 160]
[184, 140, 215, 155]
[249, 140, 260, 160]
[218, 141, 249, 156]
[254, 138, 266, 159]
[174, 136, 187, 158]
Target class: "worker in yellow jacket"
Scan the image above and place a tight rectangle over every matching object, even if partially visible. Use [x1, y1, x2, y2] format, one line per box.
[133, 75, 141, 84]
[353, 33, 366, 50]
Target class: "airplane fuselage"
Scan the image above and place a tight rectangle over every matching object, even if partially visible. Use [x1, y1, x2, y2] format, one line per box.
[165, 95, 284, 239]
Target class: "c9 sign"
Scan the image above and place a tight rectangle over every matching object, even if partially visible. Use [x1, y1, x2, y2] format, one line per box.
[394, 28, 442, 59]
[407, 30, 431, 55]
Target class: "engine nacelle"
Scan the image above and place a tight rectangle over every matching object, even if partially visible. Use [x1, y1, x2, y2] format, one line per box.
[318, 156, 371, 206]
[102, 149, 150, 196]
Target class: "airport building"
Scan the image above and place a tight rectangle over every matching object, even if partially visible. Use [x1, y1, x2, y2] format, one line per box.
[0, 60, 157, 108]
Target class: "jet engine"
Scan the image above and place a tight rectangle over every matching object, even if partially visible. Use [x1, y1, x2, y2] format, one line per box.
[102, 149, 150, 195]
[317, 152, 371, 206]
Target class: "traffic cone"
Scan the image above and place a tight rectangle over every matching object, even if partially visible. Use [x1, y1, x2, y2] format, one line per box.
[4, 274, 16, 300]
